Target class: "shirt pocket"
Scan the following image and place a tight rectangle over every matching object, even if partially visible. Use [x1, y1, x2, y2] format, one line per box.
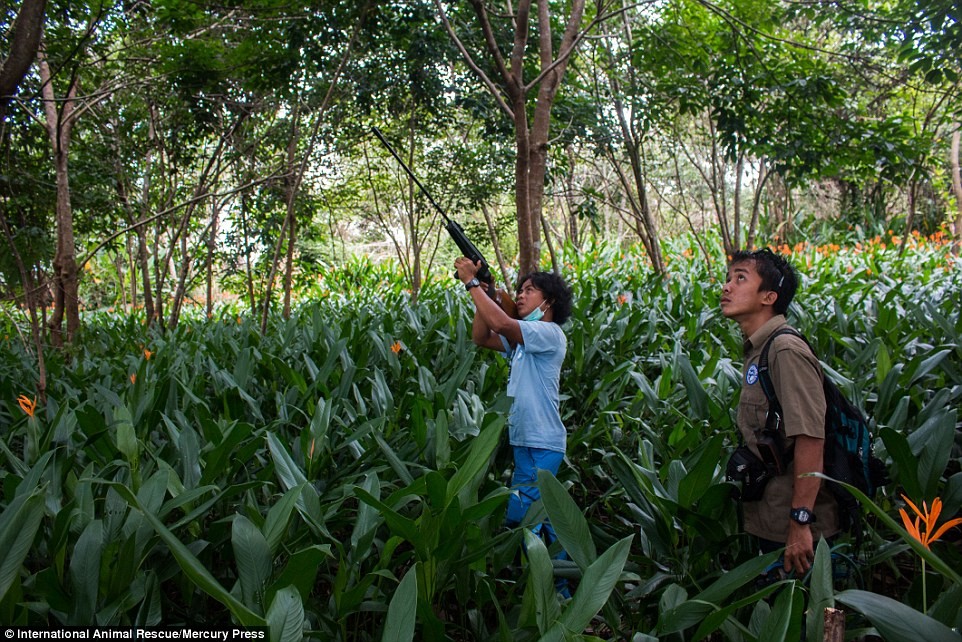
[737, 387, 770, 436]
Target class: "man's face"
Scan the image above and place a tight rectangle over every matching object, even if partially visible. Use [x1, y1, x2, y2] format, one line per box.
[515, 279, 548, 318]
[720, 260, 773, 321]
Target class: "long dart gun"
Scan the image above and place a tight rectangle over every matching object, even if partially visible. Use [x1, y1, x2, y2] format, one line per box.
[372, 127, 517, 317]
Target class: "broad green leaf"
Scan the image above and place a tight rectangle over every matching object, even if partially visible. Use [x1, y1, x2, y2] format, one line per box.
[540, 535, 633, 642]
[446, 415, 504, 506]
[880, 427, 920, 498]
[263, 483, 306, 554]
[0, 491, 45, 602]
[875, 342, 892, 386]
[267, 433, 325, 534]
[353, 487, 420, 544]
[68, 519, 103, 625]
[101, 481, 265, 627]
[351, 472, 382, 555]
[538, 469, 596, 569]
[806, 539, 834, 642]
[266, 585, 304, 642]
[818, 476, 961, 583]
[382, 564, 418, 642]
[910, 407, 956, 498]
[836, 590, 962, 642]
[690, 581, 787, 640]
[757, 583, 802, 642]
[374, 431, 414, 487]
[232, 514, 272, 612]
[677, 353, 708, 420]
[267, 545, 331, 606]
[521, 529, 560, 633]
[676, 435, 723, 508]
[114, 404, 139, 461]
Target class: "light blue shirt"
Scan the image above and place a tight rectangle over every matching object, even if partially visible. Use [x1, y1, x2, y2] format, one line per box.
[499, 321, 567, 452]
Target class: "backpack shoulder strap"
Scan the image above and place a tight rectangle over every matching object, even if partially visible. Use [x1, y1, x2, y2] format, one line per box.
[757, 326, 809, 410]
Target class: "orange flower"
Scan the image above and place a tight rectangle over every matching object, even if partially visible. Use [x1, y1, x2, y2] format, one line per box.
[391, 342, 402, 354]
[899, 494, 962, 549]
[17, 395, 36, 417]
[617, 294, 628, 306]
[130, 374, 137, 384]
[144, 349, 153, 360]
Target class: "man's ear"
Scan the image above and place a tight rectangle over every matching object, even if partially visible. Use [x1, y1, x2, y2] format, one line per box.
[761, 290, 778, 307]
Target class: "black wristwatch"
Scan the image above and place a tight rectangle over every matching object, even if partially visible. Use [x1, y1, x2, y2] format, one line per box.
[464, 278, 481, 291]
[790, 507, 816, 525]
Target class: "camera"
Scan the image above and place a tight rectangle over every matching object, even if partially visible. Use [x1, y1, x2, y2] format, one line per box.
[726, 445, 774, 501]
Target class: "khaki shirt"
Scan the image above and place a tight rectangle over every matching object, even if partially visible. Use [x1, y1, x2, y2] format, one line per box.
[737, 315, 839, 542]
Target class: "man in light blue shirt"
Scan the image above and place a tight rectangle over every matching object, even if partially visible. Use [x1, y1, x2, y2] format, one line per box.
[455, 257, 573, 590]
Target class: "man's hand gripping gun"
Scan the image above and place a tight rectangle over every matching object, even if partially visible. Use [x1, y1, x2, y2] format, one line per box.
[371, 127, 517, 318]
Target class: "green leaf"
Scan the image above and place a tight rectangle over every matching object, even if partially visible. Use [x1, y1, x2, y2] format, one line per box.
[267, 545, 331, 607]
[351, 472, 382, 555]
[101, 481, 265, 627]
[818, 476, 961, 584]
[266, 585, 304, 642]
[267, 433, 325, 535]
[875, 343, 892, 386]
[836, 590, 962, 642]
[522, 529, 560, 633]
[232, 514, 272, 612]
[446, 415, 505, 506]
[910, 407, 956, 498]
[353, 487, 420, 544]
[757, 583, 802, 642]
[880, 426, 921, 498]
[676, 435, 723, 508]
[69, 520, 103, 625]
[538, 469, 596, 569]
[806, 539, 835, 642]
[382, 564, 418, 642]
[114, 404, 139, 461]
[540, 535, 633, 642]
[0, 491, 45, 602]
[263, 483, 306, 554]
[677, 354, 708, 420]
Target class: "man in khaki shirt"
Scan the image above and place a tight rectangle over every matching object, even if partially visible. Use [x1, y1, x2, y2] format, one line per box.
[721, 249, 839, 575]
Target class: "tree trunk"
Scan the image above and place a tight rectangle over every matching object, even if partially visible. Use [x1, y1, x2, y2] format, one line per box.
[951, 125, 961, 253]
[39, 52, 81, 347]
[207, 198, 220, 319]
[438, 0, 587, 275]
[746, 157, 772, 250]
[733, 154, 743, 249]
[0, 0, 46, 120]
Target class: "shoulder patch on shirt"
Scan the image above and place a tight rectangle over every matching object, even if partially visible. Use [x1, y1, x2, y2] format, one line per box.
[746, 363, 759, 385]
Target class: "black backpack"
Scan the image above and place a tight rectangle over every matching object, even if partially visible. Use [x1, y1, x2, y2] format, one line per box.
[758, 328, 889, 533]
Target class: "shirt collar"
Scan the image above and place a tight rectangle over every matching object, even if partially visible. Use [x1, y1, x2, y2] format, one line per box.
[743, 314, 788, 356]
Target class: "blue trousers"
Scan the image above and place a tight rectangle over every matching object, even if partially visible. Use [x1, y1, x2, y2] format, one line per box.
[506, 446, 569, 596]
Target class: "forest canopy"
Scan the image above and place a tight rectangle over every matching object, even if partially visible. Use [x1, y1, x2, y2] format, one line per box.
[0, 0, 960, 344]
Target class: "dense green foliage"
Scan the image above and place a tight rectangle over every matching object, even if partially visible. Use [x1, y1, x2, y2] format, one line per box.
[1, 237, 961, 640]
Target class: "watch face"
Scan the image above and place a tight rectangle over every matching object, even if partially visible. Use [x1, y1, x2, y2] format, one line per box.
[792, 508, 813, 524]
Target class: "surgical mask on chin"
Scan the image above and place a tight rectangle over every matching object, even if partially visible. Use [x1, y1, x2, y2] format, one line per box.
[523, 303, 545, 322]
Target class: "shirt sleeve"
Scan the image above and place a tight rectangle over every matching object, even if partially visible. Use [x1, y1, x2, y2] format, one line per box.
[518, 322, 563, 355]
[770, 335, 827, 439]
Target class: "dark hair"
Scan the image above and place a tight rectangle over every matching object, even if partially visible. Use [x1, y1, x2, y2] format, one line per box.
[516, 271, 573, 325]
[729, 248, 799, 315]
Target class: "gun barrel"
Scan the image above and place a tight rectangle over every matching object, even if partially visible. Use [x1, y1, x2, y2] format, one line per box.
[371, 127, 451, 225]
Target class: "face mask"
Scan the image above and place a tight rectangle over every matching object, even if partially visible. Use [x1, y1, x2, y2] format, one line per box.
[523, 302, 546, 322]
